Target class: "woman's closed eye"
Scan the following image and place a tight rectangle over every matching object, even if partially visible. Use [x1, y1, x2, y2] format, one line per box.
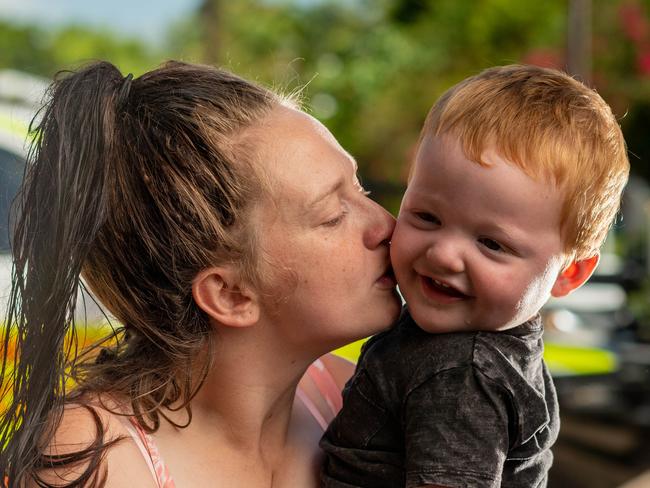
[322, 211, 348, 227]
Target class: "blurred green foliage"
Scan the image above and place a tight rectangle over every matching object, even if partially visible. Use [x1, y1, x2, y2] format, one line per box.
[168, 0, 573, 210]
[2, 0, 650, 212]
[0, 20, 162, 77]
[170, 0, 650, 213]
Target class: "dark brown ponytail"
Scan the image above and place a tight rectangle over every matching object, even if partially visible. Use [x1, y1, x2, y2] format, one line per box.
[0, 61, 283, 486]
[0, 62, 127, 485]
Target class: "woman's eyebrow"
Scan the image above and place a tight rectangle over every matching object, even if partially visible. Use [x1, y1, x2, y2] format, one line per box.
[307, 179, 343, 209]
[306, 155, 357, 209]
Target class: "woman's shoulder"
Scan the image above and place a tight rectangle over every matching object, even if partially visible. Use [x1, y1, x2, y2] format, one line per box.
[35, 397, 157, 488]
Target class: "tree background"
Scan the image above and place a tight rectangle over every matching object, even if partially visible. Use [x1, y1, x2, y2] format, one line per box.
[3, 0, 650, 212]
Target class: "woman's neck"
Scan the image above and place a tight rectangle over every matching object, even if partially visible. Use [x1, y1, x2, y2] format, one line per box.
[166, 325, 316, 455]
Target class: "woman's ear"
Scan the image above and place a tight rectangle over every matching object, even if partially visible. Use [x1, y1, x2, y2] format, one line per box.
[192, 266, 260, 328]
[551, 254, 600, 298]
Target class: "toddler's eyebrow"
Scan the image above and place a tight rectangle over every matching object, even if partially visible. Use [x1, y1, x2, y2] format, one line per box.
[485, 223, 527, 247]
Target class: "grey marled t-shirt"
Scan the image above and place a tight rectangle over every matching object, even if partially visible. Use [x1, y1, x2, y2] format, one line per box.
[320, 308, 559, 488]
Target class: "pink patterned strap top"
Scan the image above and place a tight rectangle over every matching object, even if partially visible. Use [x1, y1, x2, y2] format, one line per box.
[296, 358, 343, 430]
[120, 415, 176, 488]
[120, 358, 342, 487]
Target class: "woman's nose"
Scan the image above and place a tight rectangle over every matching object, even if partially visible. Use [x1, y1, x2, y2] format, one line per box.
[425, 236, 465, 274]
[363, 199, 395, 249]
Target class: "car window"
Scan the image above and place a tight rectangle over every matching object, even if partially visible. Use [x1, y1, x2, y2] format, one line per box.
[0, 146, 24, 253]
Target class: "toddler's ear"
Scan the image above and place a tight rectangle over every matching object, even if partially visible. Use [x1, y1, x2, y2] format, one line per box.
[551, 254, 600, 297]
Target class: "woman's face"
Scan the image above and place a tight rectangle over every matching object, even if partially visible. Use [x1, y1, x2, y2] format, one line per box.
[252, 106, 401, 355]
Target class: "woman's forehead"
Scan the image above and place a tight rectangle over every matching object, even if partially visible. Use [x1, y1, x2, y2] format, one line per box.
[256, 105, 341, 154]
[253, 106, 355, 201]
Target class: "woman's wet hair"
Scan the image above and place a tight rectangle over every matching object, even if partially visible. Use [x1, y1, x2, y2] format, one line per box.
[0, 60, 287, 486]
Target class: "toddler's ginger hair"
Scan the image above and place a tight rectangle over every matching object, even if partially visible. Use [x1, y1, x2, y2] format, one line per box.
[422, 64, 629, 261]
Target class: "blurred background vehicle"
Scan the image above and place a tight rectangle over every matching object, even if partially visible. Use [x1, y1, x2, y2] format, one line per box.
[0, 69, 38, 318]
[0, 69, 105, 324]
[1, 0, 650, 486]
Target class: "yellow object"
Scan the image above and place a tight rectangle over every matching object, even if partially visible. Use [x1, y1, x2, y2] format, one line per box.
[0, 113, 28, 139]
[544, 342, 617, 375]
[335, 338, 618, 376]
[334, 339, 366, 363]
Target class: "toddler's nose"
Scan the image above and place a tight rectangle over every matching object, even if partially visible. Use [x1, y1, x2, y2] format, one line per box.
[425, 239, 465, 274]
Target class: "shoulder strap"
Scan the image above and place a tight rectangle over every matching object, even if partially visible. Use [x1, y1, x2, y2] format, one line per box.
[306, 358, 343, 415]
[118, 416, 176, 488]
[295, 387, 329, 430]
[297, 358, 343, 430]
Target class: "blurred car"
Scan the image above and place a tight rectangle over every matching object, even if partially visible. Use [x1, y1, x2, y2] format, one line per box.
[0, 70, 35, 319]
[0, 144, 23, 318]
[0, 70, 106, 324]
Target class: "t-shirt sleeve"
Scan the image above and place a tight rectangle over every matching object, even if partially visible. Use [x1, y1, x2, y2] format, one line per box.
[403, 365, 511, 488]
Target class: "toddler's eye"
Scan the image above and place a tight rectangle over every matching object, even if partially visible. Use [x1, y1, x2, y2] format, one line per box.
[479, 237, 504, 252]
[415, 212, 440, 225]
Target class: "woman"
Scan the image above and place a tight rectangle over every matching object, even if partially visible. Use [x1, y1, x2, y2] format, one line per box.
[0, 61, 401, 486]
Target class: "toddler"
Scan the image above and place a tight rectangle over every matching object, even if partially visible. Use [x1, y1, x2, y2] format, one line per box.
[321, 65, 630, 488]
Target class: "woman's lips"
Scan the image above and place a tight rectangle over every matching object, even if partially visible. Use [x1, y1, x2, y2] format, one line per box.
[376, 267, 397, 289]
[420, 275, 468, 304]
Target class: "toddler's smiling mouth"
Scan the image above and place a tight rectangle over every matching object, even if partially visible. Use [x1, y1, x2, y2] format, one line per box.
[420, 275, 470, 302]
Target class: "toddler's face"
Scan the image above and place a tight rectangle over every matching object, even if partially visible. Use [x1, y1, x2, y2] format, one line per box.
[391, 135, 567, 333]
